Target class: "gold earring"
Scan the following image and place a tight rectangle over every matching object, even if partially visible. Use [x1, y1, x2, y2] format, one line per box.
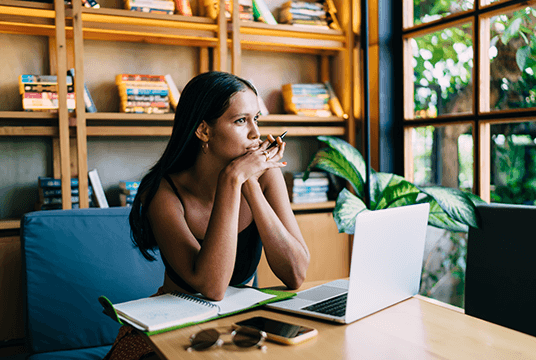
[202, 142, 209, 154]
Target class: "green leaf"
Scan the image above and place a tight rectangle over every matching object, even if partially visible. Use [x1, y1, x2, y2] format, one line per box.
[420, 186, 478, 228]
[305, 147, 364, 198]
[373, 173, 421, 210]
[332, 188, 368, 234]
[516, 46, 531, 71]
[316, 136, 368, 181]
[501, 17, 522, 45]
[421, 198, 469, 232]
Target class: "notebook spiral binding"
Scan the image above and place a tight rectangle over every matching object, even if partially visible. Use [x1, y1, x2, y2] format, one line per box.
[171, 291, 218, 309]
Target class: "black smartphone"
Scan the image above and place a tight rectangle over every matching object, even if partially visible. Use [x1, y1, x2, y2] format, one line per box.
[234, 316, 318, 345]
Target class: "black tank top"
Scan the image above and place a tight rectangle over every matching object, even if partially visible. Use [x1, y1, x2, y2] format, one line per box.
[160, 175, 262, 293]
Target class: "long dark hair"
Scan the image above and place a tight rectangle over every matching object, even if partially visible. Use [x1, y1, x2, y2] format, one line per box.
[130, 71, 257, 261]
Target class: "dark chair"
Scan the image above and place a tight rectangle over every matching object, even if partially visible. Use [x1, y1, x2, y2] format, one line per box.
[465, 203, 536, 337]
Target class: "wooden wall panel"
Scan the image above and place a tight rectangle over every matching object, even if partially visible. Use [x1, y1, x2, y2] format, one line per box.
[256, 212, 351, 288]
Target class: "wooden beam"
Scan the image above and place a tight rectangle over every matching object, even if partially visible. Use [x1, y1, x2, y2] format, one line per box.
[231, 0, 240, 75]
[54, 0, 72, 209]
[72, 0, 89, 208]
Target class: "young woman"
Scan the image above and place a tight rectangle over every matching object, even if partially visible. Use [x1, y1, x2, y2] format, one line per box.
[103, 71, 309, 359]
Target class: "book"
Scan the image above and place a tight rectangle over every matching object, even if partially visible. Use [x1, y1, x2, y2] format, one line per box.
[67, 68, 97, 113]
[38, 176, 79, 188]
[324, 81, 344, 117]
[82, 0, 100, 8]
[173, 0, 192, 15]
[252, 0, 277, 25]
[88, 168, 109, 208]
[99, 286, 296, 334]
[119, 180, 141, 191]
[164, 74, 180, 110]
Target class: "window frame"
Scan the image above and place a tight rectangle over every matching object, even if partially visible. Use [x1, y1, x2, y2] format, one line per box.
[402, 0, 536, 202]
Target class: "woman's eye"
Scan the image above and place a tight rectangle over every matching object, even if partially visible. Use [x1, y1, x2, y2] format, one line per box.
[235, 118, 246, 124]
[254, 115, 259, 123]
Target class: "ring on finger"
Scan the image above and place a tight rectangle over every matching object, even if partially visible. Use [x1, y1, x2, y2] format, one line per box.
[262, 151, 269, 161]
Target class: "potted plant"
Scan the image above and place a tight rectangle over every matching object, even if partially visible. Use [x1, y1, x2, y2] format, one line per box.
[304, 136, 485, 235]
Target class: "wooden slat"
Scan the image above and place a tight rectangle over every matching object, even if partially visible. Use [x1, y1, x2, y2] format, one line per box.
[72, 0, 89, 208]
[479, 16, 491, 113]
[54, 0, 72, 209]
[403, 37, 414, 120]
[260, 115, 344, 123]
[85, 112, 174, 121]
[231, 0, 241, 75]
[404, 126, 414, 182]
[0, 126, 57, 136]
[479, 122, 491, 202]
[80, 12, 217, 31]
[290, 201, 336, 211]
[240, 34, 345, 52]
[216, 0, 227, 71]
[84, 126, 345, 137]
[0, 219, 20, 230]
[199, 47, 210, 73]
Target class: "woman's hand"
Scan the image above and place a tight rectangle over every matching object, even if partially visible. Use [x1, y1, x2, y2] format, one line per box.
[222, 134, 287, 186]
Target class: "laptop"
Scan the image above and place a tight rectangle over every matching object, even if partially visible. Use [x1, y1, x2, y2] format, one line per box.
[266, 203, 430, 324]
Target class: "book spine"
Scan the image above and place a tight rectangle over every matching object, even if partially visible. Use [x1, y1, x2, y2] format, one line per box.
[122, 88, 169, 96]
[22, 83, 74, 94]
[19, 74, 73, 85]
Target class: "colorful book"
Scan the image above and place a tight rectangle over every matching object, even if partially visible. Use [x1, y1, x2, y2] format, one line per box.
[173, 0, 192, 16]
[99, 286, 295, 335]
[38, 177, 79, 188]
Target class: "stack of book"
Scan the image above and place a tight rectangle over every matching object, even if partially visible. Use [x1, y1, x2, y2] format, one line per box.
[37, 177, 94, 210]
[278, 0, 329, 28]
[124, 0, 175, 15]
[116, 74, 171, 114]
[285, 171, 330, 204]
[19, 75, 75, 112]
[119, 180, 140, 207]
[282, 83, 332, 117]
[238, 0, 254, 21]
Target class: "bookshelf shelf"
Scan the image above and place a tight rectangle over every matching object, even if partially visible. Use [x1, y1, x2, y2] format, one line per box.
[290, 201, 336, 212]
[0, 111, 57, 119]
[0, 219, 20, 230]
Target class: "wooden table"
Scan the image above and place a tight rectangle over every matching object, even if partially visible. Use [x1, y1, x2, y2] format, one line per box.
[145, 282, 536, 359]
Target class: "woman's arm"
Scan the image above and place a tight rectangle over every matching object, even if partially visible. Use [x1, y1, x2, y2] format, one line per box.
[242, 168, 310, 289]
[147, 172, 242, 301]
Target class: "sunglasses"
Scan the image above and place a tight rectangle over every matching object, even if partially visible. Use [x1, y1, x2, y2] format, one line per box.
[187, 327, 267, 351]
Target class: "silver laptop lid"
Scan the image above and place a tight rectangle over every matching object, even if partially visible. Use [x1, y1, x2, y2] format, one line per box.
[345, 203, 430, 323]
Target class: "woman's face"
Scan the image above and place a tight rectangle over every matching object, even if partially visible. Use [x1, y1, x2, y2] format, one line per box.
[207, 88, 262, 161]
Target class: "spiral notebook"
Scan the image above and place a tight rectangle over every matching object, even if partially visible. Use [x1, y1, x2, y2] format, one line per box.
[99, 286, 295, 334]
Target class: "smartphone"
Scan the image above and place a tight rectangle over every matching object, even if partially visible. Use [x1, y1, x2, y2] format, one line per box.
[234, 316, 318, 345]
[266, 131, 288, 150]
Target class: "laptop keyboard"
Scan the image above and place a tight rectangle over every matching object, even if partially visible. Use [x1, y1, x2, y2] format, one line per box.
[303, 293, 348, 317]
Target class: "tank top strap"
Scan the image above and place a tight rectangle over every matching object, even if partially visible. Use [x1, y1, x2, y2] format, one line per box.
[163, 174, 183, 202]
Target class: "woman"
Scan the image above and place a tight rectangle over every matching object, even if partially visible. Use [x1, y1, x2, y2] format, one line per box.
[104, 71, 309, 359]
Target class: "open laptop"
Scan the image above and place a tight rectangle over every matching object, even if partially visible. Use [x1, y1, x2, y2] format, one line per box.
[266, 203, 430, 324]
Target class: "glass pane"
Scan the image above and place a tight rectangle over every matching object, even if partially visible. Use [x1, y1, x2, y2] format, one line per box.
[413, 0, 474, 26]
[412, 124, 474, 191]
[488, 6, 536, 111]
[410, 22, 473, 119]
[490, 121, 536, 205]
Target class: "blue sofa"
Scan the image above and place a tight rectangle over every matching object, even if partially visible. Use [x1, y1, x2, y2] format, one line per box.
[20, 207, 165, 359]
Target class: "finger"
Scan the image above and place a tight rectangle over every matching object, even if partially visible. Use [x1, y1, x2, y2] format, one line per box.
[261, 135, 275, 150]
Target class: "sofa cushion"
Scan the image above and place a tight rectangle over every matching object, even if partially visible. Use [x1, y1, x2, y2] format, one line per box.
[27, 345, 111, 360]
[21, 207, 165, 354]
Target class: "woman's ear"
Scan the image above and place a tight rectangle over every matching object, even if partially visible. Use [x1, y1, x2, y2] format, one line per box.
[195, 121, 210, 142]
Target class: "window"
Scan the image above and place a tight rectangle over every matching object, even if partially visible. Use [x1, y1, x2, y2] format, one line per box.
[402, 0, 536, 308]
[403, 0, 536, 205]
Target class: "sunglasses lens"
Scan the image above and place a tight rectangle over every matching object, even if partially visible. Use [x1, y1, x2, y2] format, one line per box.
[232, 328, 264, 348]
[189, 329, 220, 351]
